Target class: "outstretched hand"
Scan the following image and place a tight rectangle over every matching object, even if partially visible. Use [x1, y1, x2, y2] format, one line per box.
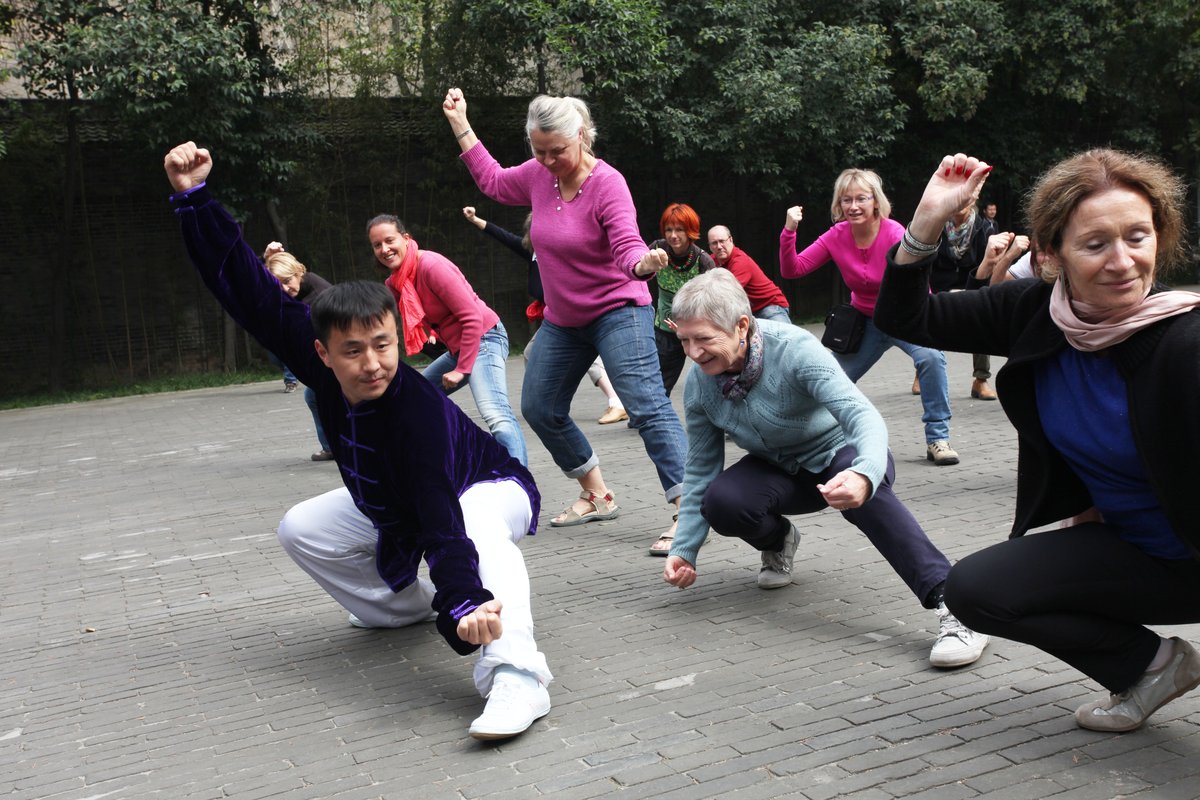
[905, 154, 992, 248]
[663, 555, 697, 588]
[457, 599, 503, 645]
[635, 247, 670, 277]
[163, 141, 212, 192]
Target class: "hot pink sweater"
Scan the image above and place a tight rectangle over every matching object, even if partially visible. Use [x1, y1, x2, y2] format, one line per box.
[779, 218, 905, 317]
[461, 142, 651, 327]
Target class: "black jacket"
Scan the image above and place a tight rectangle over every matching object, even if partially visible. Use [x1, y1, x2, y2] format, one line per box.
[875, 245, 1200, 560]
[930, 213, 992, 293]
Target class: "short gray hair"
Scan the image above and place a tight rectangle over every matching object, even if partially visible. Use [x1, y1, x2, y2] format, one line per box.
[671, 268, 754, 334]
[526, 95, 597, 155]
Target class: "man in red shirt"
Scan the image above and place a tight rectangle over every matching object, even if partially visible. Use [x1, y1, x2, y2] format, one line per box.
[707, 225, 791, 324]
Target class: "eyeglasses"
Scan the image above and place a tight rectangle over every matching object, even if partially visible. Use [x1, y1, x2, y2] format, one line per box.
[709, 237, 731, 246]
[840, 195, 875, 207]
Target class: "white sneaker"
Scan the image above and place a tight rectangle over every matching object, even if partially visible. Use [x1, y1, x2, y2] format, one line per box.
[929, 601, 988, 667]
[469, 667, 551, 740]
[757, 523, 800, 589]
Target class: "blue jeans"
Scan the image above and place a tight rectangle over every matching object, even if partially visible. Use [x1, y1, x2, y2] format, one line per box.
[304, 386, 331, 451]
[423, 322, 528, 466]
[834, 317, 951, 444]
[754, 304, 792, 324]
[522, 304, 685, 501]
[267, 351, 297, 385]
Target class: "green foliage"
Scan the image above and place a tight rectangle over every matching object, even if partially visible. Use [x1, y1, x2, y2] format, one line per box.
[11, 0, 313, 211]
[895, 0, 1012, 121]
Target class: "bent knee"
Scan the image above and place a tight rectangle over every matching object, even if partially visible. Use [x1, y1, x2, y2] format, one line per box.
[943, 553, 1014, 631]
[277, 505, 317, 554]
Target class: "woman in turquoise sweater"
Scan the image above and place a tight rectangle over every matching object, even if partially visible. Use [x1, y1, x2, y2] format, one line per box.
[661, 269, 987, 669]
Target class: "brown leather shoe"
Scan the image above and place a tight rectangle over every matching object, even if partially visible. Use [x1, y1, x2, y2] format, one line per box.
[971, 379, 997, 401]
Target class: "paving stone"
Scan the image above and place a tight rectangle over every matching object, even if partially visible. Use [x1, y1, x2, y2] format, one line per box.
[4, 344, 1200, 799]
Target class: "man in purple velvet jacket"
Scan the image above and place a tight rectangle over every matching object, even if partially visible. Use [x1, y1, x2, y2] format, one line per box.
[164, 141, 552, 741]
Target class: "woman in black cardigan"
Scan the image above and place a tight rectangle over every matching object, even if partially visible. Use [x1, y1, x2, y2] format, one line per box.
[874, 149, 1200, 733]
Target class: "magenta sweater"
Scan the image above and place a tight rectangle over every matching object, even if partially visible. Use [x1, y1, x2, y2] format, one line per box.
[779, 218, 905, 317]
[461, 142, 651, 327]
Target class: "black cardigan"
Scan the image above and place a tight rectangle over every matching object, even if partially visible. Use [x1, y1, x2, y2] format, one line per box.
[875, 244, 1200, 560]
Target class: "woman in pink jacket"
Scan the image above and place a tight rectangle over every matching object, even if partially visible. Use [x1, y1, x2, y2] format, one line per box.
[368, 214, 527, 466]
[779, 169, 958, 466]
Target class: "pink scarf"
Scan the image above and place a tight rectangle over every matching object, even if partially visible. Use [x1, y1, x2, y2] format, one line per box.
[1049, 278, 1200, 352]
[383, 237, 430, 356]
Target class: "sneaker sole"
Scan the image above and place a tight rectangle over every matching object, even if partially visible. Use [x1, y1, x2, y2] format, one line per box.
[469, 703, 551, 741]
[930, 637, 989, 668]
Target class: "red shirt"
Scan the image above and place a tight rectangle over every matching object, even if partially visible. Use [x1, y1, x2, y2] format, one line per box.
[720, 246, 789, 312]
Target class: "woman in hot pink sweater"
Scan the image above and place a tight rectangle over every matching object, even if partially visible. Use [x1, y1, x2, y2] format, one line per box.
[779, 168, 958, 466]
[443, 87, 686, 553]
[369, 214, 527, 466]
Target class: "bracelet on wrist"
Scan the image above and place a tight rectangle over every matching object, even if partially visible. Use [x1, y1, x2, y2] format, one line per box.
[455, 128, 473, 141]
[900, 229, 940, 258]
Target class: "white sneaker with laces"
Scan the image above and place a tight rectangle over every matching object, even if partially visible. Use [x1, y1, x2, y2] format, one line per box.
[469, 666, 551, 740]
[929, 601, 988, 667]
[757, 523, 800, 589]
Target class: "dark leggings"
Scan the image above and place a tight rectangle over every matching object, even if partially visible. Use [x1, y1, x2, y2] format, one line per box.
[701, 446, 951, 609]
[655, 327, 687, 395]
[945, 523, 1200, 693]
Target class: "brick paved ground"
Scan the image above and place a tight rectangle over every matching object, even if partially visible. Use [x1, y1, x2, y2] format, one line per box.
[3, 331, 1198, 799]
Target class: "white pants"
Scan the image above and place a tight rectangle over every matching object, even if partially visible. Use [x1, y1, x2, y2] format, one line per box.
[277, 480, 552, 696]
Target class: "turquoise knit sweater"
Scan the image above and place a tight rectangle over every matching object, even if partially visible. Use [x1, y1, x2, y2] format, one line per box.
[671, 320, 890, 566]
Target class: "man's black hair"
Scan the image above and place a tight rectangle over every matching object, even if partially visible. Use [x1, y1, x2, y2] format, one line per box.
[309, 281, 400, 346]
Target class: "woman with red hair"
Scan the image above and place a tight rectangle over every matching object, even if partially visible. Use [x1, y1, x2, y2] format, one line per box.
[651, 203, 716, 396]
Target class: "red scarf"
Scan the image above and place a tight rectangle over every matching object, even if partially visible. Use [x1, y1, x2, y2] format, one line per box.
[383, 236, 430, 356]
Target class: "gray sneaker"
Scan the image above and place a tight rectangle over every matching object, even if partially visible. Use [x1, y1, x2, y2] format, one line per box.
[1075, 637, 1200, 732]
[757, 523, 800, 589]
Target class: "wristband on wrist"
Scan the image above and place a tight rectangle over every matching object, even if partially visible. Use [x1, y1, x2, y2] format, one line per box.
[455, 128, 472, 141]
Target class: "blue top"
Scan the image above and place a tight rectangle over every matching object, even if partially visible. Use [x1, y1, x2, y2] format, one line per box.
[1035, 346, 1190, 560]
[170, 184, 541, 653]
[671, 319, 890, 566]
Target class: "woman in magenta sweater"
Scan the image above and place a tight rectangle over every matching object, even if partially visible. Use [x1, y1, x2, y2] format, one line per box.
[442, 87, 686, 552]
[779, 169, 958, 466]
[368, 214, 527, 466]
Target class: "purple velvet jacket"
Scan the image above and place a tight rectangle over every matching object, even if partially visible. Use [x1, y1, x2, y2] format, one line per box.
[170, 184, 540, 654]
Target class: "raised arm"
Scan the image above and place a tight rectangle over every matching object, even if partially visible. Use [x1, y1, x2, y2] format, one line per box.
[163, 142, 324, 385]
[896, 153, 991, 265]
[442, 87, 479, 153]
[779, 204, 833, 279]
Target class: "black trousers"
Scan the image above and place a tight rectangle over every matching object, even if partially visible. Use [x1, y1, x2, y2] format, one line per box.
[945, 523, 1200, 693]
[655, 327, 687, 396]
[701, 446, 951, 608]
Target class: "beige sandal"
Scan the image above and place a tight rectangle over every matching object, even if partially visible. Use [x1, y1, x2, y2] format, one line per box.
[648, 513, 678, 556]
[550, 490, 620, 527]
